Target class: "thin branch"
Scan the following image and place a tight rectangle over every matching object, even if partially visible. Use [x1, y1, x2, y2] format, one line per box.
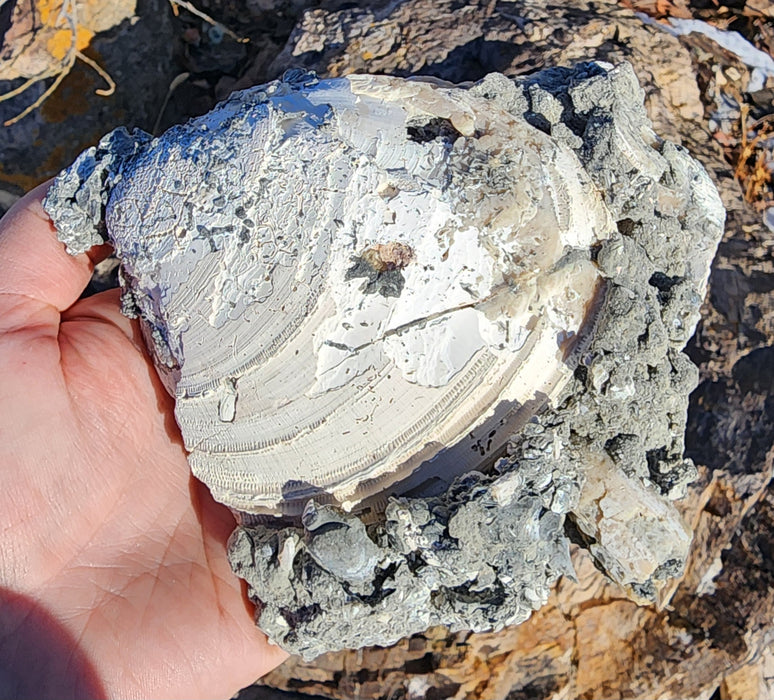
[3, 56, 74, 126]
[75, 50, 115, 96]
[0, 73, 51, 103]
[167, 0, 248, 43]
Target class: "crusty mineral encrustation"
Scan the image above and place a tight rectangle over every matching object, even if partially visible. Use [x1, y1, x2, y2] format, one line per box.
[44, 61, 724, 660]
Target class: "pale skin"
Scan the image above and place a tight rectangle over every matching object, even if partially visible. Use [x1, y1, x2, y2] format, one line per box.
[0, 184, 287, 699]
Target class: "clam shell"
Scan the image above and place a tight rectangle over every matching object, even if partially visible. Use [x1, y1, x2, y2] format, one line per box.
[101, 73, 615, 515]
[43, 61, 727, 658]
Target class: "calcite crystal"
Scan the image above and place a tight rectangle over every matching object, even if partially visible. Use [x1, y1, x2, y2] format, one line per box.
[44, 61, 724, 660]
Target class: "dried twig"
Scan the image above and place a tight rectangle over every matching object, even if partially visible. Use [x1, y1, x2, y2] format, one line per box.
[3, 57, 74, 126]
[75, 50, 116, 97]
[0, 74, 50, 103]
[167, 0, 248, 43]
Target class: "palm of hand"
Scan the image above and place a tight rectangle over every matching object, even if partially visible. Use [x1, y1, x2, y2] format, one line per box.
[0, 187, 286, 699]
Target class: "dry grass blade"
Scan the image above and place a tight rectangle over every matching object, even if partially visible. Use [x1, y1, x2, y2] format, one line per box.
[152, 71, 191, 135]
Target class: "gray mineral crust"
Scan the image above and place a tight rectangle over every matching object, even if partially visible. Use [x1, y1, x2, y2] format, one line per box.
[43, 61, 724, 660]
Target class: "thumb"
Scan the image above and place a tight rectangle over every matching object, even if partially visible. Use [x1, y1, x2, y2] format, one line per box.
[0, 183, 110, 334]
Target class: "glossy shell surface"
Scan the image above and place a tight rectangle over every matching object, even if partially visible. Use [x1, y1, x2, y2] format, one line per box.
[104, 74, 615, 514]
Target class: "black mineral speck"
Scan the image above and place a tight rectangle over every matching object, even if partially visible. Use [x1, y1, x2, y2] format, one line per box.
[345, 256, 406, 298]
[407, 117, 463, 144]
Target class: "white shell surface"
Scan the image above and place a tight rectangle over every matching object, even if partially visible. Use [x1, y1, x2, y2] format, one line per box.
[106, 74, 615, 515]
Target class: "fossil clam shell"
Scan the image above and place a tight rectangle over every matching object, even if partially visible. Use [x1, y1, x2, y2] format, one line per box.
[102, 73, 614, 516]
[43, 62, 727, 658]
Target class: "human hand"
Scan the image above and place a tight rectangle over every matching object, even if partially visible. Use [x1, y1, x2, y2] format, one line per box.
[0, 184, 287, 699]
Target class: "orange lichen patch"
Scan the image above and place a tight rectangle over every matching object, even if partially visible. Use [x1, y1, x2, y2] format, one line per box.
[36, 0, 94, 61]
[0, 0, 124, 125]
[37, 0, 58, 25]
[47, 24, 94, 61]
[0, 0, 134, 82]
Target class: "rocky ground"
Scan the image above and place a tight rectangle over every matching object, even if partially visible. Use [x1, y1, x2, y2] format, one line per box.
[2, 1, 773, 699]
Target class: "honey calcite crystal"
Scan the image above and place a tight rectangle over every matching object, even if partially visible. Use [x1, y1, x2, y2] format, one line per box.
[44, 61, 724, 659]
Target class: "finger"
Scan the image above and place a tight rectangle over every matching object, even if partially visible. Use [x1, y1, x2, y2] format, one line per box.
[0, 182, 111, 332]
[61, 288, 141, 349]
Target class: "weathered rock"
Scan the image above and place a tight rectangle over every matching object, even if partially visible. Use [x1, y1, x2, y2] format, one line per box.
[0, 0, 136, 83]
[0, 0, 176, 195]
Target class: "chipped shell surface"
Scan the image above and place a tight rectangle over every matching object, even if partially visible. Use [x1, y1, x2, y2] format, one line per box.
[103, 74, 615, 514]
